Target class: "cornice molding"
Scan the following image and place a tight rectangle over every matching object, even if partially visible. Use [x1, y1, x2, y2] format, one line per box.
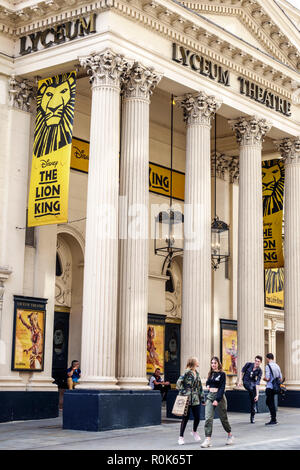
[180, 1, 300, 72]
[0, 0, 299, 98]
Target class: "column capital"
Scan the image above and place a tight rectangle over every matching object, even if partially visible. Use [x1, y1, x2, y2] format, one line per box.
[230, 116, 272, 146]
[276, 137, 300, 164]
[79, 49, 131, 89]
[179, 91, 222, 126]
[8, 74, 35, 112]
[122, 62, 162, 100]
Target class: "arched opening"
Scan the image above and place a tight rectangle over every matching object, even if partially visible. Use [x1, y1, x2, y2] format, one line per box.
[52, 231, 84, 394]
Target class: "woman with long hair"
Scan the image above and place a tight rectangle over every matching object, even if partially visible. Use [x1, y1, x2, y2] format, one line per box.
[176, 357, 205, 445]
[201, 357, 234, 448]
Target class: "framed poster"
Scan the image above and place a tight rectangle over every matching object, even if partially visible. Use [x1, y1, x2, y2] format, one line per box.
[264, 268, 284, 310]
[147, 314, 166, 375]
[12, 296, 47, 371]
[220, 319, 238, 376]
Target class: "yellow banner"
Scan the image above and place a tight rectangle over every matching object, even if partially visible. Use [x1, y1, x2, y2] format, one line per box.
[70, 138, 186, 201]
[262, 160, 284, 269]
[265, 268, 284, 309]
[149, 163, 185, 201]
[28, 71, 77, 227]
[71, 137, 89, 173]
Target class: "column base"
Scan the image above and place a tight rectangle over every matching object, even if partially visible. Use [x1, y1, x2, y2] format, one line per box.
[226, 390, 272, 413]
[75, 376, 120, 390]
[0, 376, 26, 391]
[117, 377, 151, 390]
[63, 389, 161, 431]
[279, 389, 300, 408]
[26, 376, 58, 392]
[0, 391, 59, 423]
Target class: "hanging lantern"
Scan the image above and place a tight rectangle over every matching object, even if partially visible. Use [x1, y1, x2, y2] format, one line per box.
[211, 216, 230, 271]
[154, 209, 184, 260]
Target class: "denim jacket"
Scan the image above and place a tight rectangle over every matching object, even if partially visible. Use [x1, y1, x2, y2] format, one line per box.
[176, 369, 205, 406]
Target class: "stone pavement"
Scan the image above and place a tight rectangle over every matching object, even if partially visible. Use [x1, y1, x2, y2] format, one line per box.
[1, 408, 300, 450]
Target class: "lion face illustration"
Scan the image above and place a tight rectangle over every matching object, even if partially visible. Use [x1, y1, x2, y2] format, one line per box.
[262, 160, 285, 216]
[33, 72, 76, 158]
[265, 268, 284, 294]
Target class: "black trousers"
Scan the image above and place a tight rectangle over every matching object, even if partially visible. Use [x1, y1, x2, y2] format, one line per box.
[180, 405, 200, 437]
[248, 388, 257, 417]
[266, 388, 277, 421]
[154, 384, 171, 401]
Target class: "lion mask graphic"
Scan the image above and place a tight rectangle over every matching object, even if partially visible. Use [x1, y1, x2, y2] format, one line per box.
[33, 72, 76, 158]
[262, 160, 285, 216]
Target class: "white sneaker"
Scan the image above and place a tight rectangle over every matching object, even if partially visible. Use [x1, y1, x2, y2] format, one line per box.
[178, 437, 185, 445]
[191, 431, 201, 442]
[201, 438, 212, 448]
[226, 435, 235, 446]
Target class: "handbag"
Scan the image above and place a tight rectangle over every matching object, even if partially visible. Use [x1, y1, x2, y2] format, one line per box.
[172, 394, 189, 417]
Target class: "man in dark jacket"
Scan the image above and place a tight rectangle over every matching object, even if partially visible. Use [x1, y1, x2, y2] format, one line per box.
[238, 355, 263, 423]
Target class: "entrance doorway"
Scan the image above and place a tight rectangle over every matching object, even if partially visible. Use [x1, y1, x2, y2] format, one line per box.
[52, 310, 70, 388]
[164, 322, 181, 385]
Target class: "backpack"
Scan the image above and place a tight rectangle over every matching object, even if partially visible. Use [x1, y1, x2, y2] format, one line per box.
[268, 364, 285, 395]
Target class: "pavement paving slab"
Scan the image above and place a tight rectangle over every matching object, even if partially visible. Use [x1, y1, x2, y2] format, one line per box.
[0, 408, 300, 450]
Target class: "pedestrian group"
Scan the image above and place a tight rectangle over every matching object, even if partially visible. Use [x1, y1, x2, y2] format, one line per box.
[175, 353, 283, 448]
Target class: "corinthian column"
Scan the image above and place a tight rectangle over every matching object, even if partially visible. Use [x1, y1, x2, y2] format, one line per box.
[117, 63, 161, 389]
[278, 137, 300, 390]
[230, 116, 272, 374]
[78, 50, 130, 389]
[179, 92, 221, 378]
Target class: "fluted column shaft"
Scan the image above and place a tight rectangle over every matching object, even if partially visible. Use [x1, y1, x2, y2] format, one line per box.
[278, 138, 300, 389]
[78, 51, 130, 389]
[231, 117, 272, 374]
[117, 64, 161, 389]
[180, 93, 221, 378]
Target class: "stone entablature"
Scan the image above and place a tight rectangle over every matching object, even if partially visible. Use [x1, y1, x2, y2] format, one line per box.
[0, 0, 299, 100]
[180, 1, 300, 71]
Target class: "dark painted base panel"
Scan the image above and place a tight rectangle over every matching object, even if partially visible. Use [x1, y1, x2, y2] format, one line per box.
[63, 389, 162, 432]
[0, 391, 59, 423]
[226, 390, 275, 414]
[167, 390, 274, 418]
[279, 390, 300, 408]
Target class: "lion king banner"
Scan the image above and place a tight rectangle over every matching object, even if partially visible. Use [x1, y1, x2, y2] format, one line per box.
[262, 159, 285, 269]
[28, 71, 77, 227]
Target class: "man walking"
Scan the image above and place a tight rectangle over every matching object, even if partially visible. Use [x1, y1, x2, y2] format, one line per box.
[264, 353, 282, 426]
[238, 355, 263, 423]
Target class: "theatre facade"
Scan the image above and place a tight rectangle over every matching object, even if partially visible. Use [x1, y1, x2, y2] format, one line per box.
[1, 0, 300, 425]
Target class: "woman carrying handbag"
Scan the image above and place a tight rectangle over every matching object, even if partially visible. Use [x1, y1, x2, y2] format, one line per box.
[176, 357, 205, 445]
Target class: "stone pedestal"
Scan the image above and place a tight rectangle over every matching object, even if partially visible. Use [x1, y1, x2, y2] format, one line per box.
[63, 390, 161, 431]
[0, 391, 59, 423]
